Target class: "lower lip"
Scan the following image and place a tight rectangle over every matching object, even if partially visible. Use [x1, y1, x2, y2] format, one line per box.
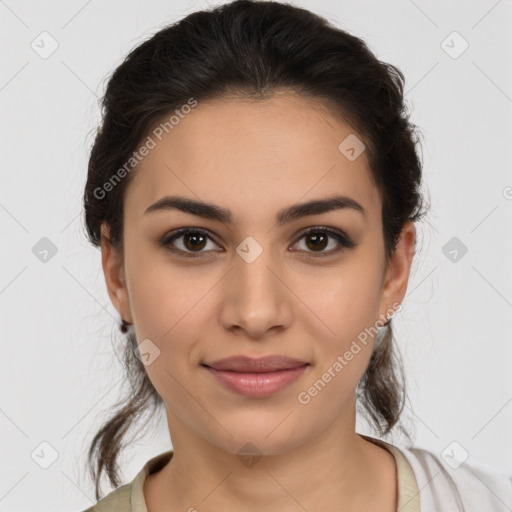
[203, 365, 309, 397]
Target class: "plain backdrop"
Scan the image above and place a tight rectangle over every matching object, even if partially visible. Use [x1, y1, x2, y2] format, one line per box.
[1, 0, 511, 510]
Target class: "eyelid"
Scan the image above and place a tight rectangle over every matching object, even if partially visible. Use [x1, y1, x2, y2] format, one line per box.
[294, 225, 353, 244]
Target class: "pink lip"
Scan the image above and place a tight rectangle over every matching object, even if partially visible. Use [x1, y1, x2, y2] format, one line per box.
[203, 365, 308, 397]
[202, 354, 309, 398]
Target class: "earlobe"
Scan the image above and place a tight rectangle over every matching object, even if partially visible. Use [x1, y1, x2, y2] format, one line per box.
[100, 223, 133, 324]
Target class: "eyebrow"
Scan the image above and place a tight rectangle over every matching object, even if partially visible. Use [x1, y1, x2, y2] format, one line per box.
[144, 194, 367, 225]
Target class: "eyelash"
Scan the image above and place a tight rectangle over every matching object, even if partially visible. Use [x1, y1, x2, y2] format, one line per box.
[159, 226, 356, 259]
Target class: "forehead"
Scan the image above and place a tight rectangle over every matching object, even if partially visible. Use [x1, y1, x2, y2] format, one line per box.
[124, 91, 381, 226]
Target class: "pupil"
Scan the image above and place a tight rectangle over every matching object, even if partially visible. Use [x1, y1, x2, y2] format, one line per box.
[307, 233, 327, 251]
[185, 233, 206, 251]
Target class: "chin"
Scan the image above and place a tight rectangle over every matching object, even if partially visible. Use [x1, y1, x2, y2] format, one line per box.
[207, 422, 307, 458]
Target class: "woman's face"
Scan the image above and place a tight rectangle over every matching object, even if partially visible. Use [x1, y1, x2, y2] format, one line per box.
[102, 91, 414, 456]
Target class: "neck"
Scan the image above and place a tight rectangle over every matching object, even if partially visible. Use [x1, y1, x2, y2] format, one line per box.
[144, 407, 397, 512]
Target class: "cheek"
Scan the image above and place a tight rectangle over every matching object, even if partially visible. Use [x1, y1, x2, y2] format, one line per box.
[295, 262, 383, 401]
[296, 274, 379, 412]
[125, 252, 220, 374]
[125, 239, 213, 336]
[127, 268, 214, 406]
[300, 261, 383, 343]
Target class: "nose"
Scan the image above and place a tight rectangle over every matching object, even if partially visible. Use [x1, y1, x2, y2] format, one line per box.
[218, 246, 293, 339]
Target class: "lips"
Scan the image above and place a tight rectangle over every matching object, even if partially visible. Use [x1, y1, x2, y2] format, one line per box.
[202, 355, 309, 373]
[202, 355, 310, 397]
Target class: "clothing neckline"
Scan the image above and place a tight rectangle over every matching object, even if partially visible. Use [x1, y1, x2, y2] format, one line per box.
[130, 435, 420, 512]
[359, 434, 420, 512]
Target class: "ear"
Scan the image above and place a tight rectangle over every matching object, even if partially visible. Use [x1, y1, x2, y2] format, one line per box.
[377, 221, 416, 325]
[100, 222, 133, 324]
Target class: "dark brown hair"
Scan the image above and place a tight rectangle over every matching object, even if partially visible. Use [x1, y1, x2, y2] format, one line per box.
[83, 0, 428, 500]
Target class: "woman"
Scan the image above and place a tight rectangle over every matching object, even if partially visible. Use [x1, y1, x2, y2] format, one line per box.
[81, 1, 512, 511]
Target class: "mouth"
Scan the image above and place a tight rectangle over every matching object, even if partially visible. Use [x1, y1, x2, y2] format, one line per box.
[202, 354, 309, 373]
[201, 356, 310, 397]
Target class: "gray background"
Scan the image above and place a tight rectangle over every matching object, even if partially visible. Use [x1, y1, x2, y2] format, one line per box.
[1, 0, 511, 510]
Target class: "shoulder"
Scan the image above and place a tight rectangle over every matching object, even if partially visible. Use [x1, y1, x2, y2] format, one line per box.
[80, 450, 173, 512]
[81, 483, 132, 512]
[397, 443, 512, 512]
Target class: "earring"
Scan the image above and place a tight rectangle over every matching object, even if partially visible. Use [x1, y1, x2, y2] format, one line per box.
[120, 317, 133, 333]
[381, 311, 394, 327]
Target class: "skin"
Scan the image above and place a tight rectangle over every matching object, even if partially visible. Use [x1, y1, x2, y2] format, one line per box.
[101, 90, 415, 512]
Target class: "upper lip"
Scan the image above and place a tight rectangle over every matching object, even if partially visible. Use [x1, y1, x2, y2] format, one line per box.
[203, 355, 309, 373]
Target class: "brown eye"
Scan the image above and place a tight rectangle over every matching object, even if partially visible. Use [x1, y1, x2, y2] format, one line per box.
[160, 229, 221, 257]
[291, 227, 356, 256]
[304, 232, 329, 251]
[182, 232, 207, 251]
[160, 226, 356, 259]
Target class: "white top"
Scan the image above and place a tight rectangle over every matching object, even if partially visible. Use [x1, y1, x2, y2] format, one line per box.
[392, 440, 512, 511]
